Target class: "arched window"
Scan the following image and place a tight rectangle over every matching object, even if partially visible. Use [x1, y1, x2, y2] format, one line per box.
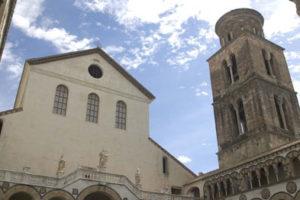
[230, 104, 239, 137]
[237, 99, 247, 134]
[268, 165, 277, 184]
[260, 168, 268, 186]
[277, 162, 285, 181]
[292, 157, 300, 177]
[86, 93, 99, 123]
[162, 156, 168, 175]
[262, 50, 274, 76]
[115, 101, 126, 130]
[0, 119, 3, 136]
[230, 54, 239, 82]
[223, 60, 232, 85]
[9, 192, 33, 200]
[274, 96, 285, 129]
[251, 171, 259, 188]
[226, 179, 232, 196]
[53, 85, 68, 116]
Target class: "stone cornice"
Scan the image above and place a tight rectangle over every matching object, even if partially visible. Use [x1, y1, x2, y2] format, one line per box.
[0, 107, 23, 117]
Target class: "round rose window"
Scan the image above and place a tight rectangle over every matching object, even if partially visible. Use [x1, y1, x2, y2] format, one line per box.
[88, 64, 103, 79]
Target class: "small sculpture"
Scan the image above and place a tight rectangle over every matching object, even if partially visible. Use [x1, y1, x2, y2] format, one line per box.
[56, 155, 65, 177]
[135, 168, 142, 189]
[98, 150, 108, 172]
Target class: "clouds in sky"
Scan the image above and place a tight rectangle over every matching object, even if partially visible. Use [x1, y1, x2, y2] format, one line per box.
[177, 155, 192, 164]
[13, 0, 94, 53]
[73, 0, 300, 70]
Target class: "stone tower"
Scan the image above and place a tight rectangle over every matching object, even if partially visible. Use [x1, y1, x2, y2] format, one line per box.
[208, 8, 300, 169]
[291, 0, 300, 16]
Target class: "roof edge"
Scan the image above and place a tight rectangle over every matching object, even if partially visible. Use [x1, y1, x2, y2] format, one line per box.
[148, 137, 197, 177]
[26, 48, 155, 100]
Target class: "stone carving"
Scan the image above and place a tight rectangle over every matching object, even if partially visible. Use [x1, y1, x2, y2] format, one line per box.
[261, 188, 271, 199]
[56, 155, 65, 177]
[286, 181, 297, 194]
[98, 150, 108, 172]
[135, 168, 142, 189]
[239, 194, 247, 200]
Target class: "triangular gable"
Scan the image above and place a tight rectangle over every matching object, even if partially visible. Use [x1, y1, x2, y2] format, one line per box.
[26, 48, 155, 100]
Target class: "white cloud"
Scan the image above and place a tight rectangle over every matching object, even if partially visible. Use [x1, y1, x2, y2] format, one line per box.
[256, 0, 300, 38]
[13, 0, 94, 52]
[285, 51, 300, 60]
[0, 42, 23, 77]
[177, 155, 192, 164]
[104, 45, 125, 54]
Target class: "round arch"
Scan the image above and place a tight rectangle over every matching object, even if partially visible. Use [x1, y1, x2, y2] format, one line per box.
[269, 192, 293, 200]
[187, 187, 200, 197]
[43, 190, 74, 200]
[4, 185, 40, 200]
[77, 185, 121, 200]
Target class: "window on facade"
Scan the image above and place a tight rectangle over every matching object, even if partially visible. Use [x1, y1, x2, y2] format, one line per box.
[171, 187, 182, 195]
[0, 119, 3, 136]
[251, 171, 259, 188]
[86, 93, 99, 123]
[162, 156, 168, 175]
[274, 96, 285, 129]
[115, 101, 126, 130]
[277, 162, 285, 181]
[230, 104, 239, 137]
[292, 157, 300, 177]
[260, 168, 268, 186]
[223, 60, 232, 84]
[53, 85, 68, 116]
[230, 54, 239, 82]
[262, 50, 274, 76]
[237, 99, 247, 134]
[227, 33, 233, 42]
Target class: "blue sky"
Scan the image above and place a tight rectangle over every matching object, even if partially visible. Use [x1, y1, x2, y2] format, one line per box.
[0, 0, 300, 174]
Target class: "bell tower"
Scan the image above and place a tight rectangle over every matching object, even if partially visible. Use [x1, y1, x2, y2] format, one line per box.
[208, 8, 300, 169]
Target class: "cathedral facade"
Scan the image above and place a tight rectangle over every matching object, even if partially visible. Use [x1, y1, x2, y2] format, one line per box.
[0, 4, 300, 200]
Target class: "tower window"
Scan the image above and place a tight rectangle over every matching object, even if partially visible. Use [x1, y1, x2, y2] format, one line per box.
[53, 85, 68, 116]
[227, 32, 233, 42]
[262, 50, 274, 76]
[230, 104, 239, 137]
[0, 119, 3, 136]
[86, 93, 99, 123]
[237, 99, 247, 134]
[162, 156, 168, 175]
[274, 96, 286, 129]
[223, 60, 233, 84]
[230, 54, 239, 82]
[115, 101, 127, 130]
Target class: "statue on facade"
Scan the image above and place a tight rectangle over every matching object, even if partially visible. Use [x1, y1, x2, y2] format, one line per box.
[135, 168, 142, 189]
[98, 150, 108, 172]
[56, 155, 65, 177]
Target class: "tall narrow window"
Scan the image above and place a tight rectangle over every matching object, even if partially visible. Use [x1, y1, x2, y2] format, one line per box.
[86, 93, 99, 123]
[0, 119, 3, 136]
[53, 85, 68, 116]
[237, 99, 247, 134]
[223, 60, 232, 84]
[274, 96, 285, 129]
[230, 104, 239, 137]
[230, 54, 239, 82]
[162, 156, 168, 175]
[262, 50, 274, 76]
[115, 101, 126, 130]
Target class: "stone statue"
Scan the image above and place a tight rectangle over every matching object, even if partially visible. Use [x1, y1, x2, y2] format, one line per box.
[56, 155, 65, 177]
[98, 150, 108, 171]
[135, 168, 142, 189]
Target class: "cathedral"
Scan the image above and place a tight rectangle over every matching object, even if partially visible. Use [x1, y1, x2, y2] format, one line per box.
[0, 1, 300, 200]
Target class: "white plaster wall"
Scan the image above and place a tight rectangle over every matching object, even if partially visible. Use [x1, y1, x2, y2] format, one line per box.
[0, 53, 195, 192]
